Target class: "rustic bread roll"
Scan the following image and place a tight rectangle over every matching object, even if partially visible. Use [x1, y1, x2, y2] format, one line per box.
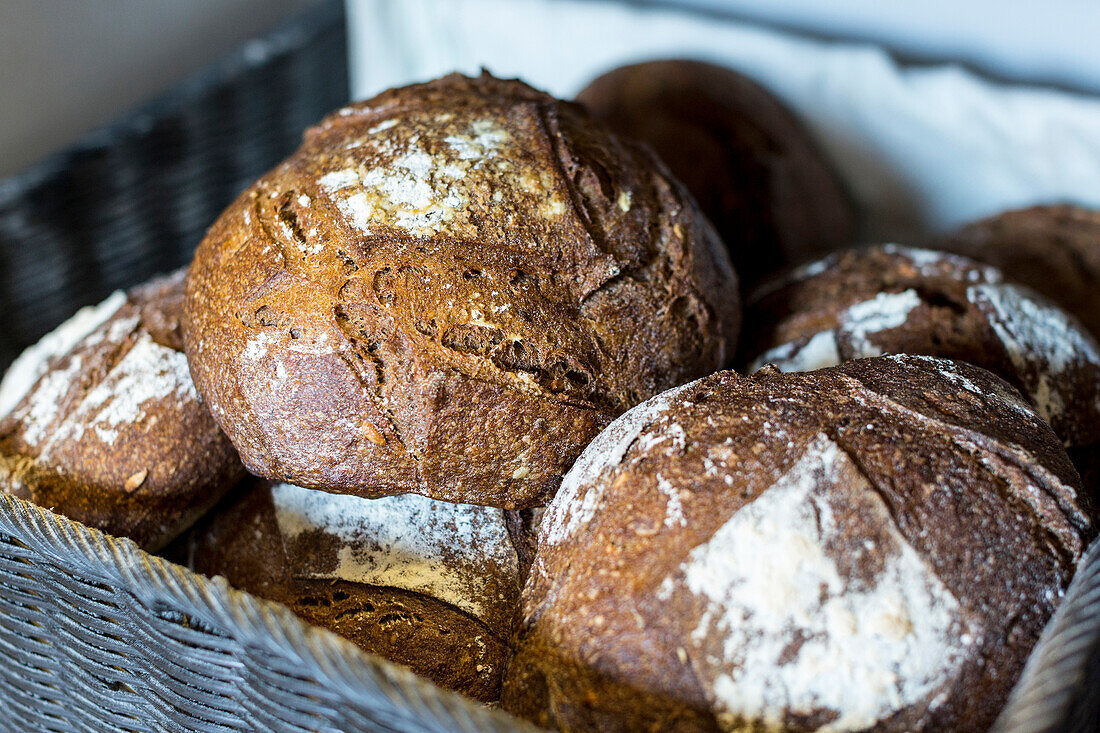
[936, 204, 1100, 341]
[576, 59, 857, 289]
[189, 479, 526, 702]
[740, 245, 1100, 472]
[0, 271, 245, 550]
[505, 356, 1091, 732]
[185, 72, 739, 509]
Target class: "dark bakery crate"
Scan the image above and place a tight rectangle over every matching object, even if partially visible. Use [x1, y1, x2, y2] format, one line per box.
[0, 1, 1096, 731]
[0, 1, 349, 373]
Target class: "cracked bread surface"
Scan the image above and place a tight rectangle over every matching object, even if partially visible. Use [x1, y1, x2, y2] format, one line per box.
[504, 356, 1091, 732]
[0, 270, 245, 550]
[184, 72, 740, 508]
[740, 244, 1100, 504]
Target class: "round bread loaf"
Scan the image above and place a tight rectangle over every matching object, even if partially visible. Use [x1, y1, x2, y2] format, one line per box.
[504, 356, 1091, 732]
[936, 204, 1100, 341]
[740, 245, 1100, 471]
[184, 72, 739, 509]
[0, 271, 245, 550]
[189, 479, 526, 702]
[576, 59, 857, 289]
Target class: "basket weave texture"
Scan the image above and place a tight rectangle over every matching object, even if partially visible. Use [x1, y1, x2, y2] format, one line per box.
[0, 1, 351, 371]
[0, 492, 534, 732]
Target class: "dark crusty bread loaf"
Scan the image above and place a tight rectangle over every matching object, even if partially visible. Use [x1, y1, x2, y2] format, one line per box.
[936, 204, 1100, 341]
[577, 59, 857, 289]
[504, 356, 1091, 732]
[740, 245, 1100, 475]
[0, 270, 245, 550]
[189, 479, 526, 702]
[184, 72, 740, 509]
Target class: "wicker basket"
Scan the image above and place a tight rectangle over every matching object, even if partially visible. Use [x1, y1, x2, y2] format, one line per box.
[0, 1, 350, 371]
[0, 2, 1096, 731]
[0, 492, 537, 732]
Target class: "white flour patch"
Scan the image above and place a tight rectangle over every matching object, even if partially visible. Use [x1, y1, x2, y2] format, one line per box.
[318, 119, 518, 237]
[750, 330, 840, 374]
[674, 435, 967, 730]
[319, 149, 466, 237]
[42, 335, 196, 453]
[749, 290, 919, 374]
[271, 484, 518, 621]
[318, 168, 359, 191]
[841, 289, 921, 358]
[637, 421, 688, 454]
[0, 291, 126, 418]
[656, 474, 687, 528]
[17, 356, 83, 448]
[969, 283, 1100, 424]
[542, 380, 698, 546]
[242, 331, 279, 363]
[444, 119, 508, 160]
[367, 119, 398, 135]
[790, 257, 831, 281]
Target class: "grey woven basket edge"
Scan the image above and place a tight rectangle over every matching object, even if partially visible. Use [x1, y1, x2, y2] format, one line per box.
[0, 491, 540, 733]
[993, 537, 1100, 732]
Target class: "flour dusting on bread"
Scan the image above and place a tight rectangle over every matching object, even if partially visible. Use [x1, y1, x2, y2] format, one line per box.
[669, 435, 969, 730]
[0, 290, 126, 418]
[969, 283, 1100, 422]
[543, 380, 697, 546]
[271, 484, 519, 621]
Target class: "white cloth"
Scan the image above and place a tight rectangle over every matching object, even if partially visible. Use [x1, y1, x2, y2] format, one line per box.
[347, 0, 1100, 243]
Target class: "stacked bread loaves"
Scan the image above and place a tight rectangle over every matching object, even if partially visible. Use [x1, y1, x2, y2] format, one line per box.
[1, 63, 1096, 731]
[507, 358, 1091, 731]
[739, 244, 1100, 502]
[177, 70, 740, 702]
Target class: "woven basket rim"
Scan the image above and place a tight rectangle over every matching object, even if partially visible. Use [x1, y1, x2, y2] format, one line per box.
[0, 491, 540, 733]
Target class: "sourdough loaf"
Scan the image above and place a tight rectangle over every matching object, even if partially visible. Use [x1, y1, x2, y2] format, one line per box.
[577, 59, 857, 289]
[740, 245, 1100, 483]
[504, 356, 1091, 731]
[189, 480, 526, 702]
[0, 270, 245, 550]
[184, 72, 740, 509]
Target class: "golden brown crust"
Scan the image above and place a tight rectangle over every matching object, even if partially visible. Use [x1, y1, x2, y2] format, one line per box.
[577, 59, 858, 289]
[188, 479, 522, 702]
[184, 72, 740, 508]
[505, 357, 1091, 732]
[0, 270, 245, 550]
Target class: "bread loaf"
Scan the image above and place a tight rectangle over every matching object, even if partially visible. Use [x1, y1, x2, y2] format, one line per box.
[189, 480, 526, 702]
[936, 204, 1100, 341]
[184, 72, 740, 509]
[577, 59, 857, 289]
[740, 244, 1100, 483]
[504, 356, 1091, 731]
[0, 270, 245, 550]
